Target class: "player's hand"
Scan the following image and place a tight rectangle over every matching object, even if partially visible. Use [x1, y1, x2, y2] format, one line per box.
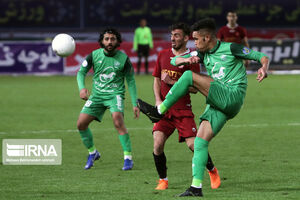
[256, 67, 268, 82]
[178, 57, 199, 68]
[161, 72, 176, 85]
[79, 88, 89, 100]
[133, 106, 140, 119]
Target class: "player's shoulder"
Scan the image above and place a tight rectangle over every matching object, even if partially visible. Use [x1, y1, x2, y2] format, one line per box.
[158, 48, 173, 57]
[114, 49, 128, 58]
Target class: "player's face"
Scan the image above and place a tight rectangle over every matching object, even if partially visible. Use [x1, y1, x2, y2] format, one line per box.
[102, 33, 118, 53]
[227, 12, 237, 24]
[192, 31, 209, 52]
[171, 29, 187, 50]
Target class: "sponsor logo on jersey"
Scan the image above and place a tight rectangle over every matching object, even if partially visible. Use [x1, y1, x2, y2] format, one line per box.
[161, 69, 182, 81]
[82, 60, 88, 67]
[220, 55, 227, 61]
[190, 51, 198, 56]
[242, 47, 250, 55]
[211, 62, 225, 80]
[99, 66, 116, 82]
[114, 61, 120, 66]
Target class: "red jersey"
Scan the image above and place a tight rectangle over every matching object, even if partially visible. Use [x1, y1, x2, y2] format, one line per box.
[217, 24, 247, 44]
[152, 48, 200, 111]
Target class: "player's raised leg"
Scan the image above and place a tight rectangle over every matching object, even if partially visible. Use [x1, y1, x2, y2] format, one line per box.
[112, 112, 134, 170]
[159, 70, 212, 114]
[77, 113, 101, 170]
[138, 70, 213, 122]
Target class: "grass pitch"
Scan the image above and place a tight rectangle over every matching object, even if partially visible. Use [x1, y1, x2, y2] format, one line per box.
[0, 74, 299, 200]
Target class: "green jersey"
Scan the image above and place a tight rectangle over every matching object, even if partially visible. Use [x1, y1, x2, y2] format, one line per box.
[77, 48, 137, 107]
[133, 26, 153, 51]
[171, 41, 267, 87]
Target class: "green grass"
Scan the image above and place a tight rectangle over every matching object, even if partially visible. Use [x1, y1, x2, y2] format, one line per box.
[0, 74, 299, 200]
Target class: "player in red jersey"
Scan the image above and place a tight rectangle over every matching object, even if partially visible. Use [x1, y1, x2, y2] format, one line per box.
[151, 22, 220, 190]
[217, 11, 250, 68]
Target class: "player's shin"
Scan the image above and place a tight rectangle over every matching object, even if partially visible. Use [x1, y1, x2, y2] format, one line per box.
[153, 152, 167, 179]
[192, 137, 209, 188]
[159, 70, 193, 114]
[79, 128, 96, 153]
[119, 133, 132, 159]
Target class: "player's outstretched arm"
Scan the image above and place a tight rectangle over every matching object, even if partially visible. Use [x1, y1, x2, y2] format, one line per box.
[171, 56, 200, 67]
[256, 56, 269, 82]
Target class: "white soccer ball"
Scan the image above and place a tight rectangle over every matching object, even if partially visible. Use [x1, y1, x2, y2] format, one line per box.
[52, 33, 75, 57]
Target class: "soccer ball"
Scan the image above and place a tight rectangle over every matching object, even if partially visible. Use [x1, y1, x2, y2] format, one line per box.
[52, 33, 75, 57]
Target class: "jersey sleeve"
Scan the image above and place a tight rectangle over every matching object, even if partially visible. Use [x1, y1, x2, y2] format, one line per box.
[133, 29, 138, 51]
[77, 53, 93, 91]
[148, 27, 153, 49]
[170, 50, 204, 66]
[152, 51, 162, 78]
[124, 57, 137, 107]
[230, 43, 268, 62]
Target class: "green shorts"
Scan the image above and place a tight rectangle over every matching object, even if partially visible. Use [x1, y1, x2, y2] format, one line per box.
[80, 94, 124, 122]
[199, 81, 246, 135]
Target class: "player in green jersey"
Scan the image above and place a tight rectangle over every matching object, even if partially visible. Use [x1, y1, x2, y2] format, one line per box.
[137, 18, 269, 197]
[76, 28, 140, 170]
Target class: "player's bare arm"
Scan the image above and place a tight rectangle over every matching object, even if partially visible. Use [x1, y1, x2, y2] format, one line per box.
[153, 77, 163, 106]
[175, 56, 200, 67]
[79, 88, 89, 100]
[257, 56, 269, 82]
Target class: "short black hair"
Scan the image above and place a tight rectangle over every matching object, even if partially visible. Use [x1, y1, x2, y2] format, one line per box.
[98, 28, 122, 47]
[191, 18, 217, 36]
[169, 22, 191, 36]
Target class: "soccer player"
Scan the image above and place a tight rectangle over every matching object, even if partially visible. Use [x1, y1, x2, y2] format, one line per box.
[217, 11, 250, 68]
[150, 22, 220, 190]
[133, 18, 153, 74]
[138, 18, 269, 197]
[76, 28, 140, 170]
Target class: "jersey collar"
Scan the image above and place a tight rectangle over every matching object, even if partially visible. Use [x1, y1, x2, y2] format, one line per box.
[226, 23, 238, 29]
[208, 40, 221, 54]
[171, 48, 190, 56]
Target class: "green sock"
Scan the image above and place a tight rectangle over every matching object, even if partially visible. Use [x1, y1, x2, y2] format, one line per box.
[160, 70, 193, 114]
[192, 137, 209, 187]
[79, 128, 96, 153]
[119, 133, 132, 157]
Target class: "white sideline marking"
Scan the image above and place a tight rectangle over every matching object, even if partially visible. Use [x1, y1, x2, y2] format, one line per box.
[1, 122, 300, 135]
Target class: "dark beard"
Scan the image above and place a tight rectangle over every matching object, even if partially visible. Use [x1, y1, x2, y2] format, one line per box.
[104, 44, 117, 53]
[172, 43, 183, 51]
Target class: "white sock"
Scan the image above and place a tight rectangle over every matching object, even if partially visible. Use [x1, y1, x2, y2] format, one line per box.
[160, 177, 168, 181]
[89, 149, 97, 155]
[124, 155, 132, 160]
[191, 183, 202, 189]
[157, 104, 162, 114]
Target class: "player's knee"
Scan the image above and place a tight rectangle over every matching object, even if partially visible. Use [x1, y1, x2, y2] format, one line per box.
[153, 144, 164, 155]
[187, 142, 194, 151]
[113, 118, 124, 129]
[153, 139, 165, 154]
[77, 120, 88, 131]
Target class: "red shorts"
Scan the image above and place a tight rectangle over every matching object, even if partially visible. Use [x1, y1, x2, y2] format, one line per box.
[152, 109, 197, 142]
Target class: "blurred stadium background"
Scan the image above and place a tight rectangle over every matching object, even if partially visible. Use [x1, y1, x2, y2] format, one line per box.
[1, 1, 300, 199]
[0, 0, 300, 74]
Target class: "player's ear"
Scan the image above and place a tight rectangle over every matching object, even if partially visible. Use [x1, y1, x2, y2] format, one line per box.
[184, 35, 189, 42]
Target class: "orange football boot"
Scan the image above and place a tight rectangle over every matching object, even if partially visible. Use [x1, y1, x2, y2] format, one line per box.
[208, 167, 221, 189]
[155, 179, 168, 190]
